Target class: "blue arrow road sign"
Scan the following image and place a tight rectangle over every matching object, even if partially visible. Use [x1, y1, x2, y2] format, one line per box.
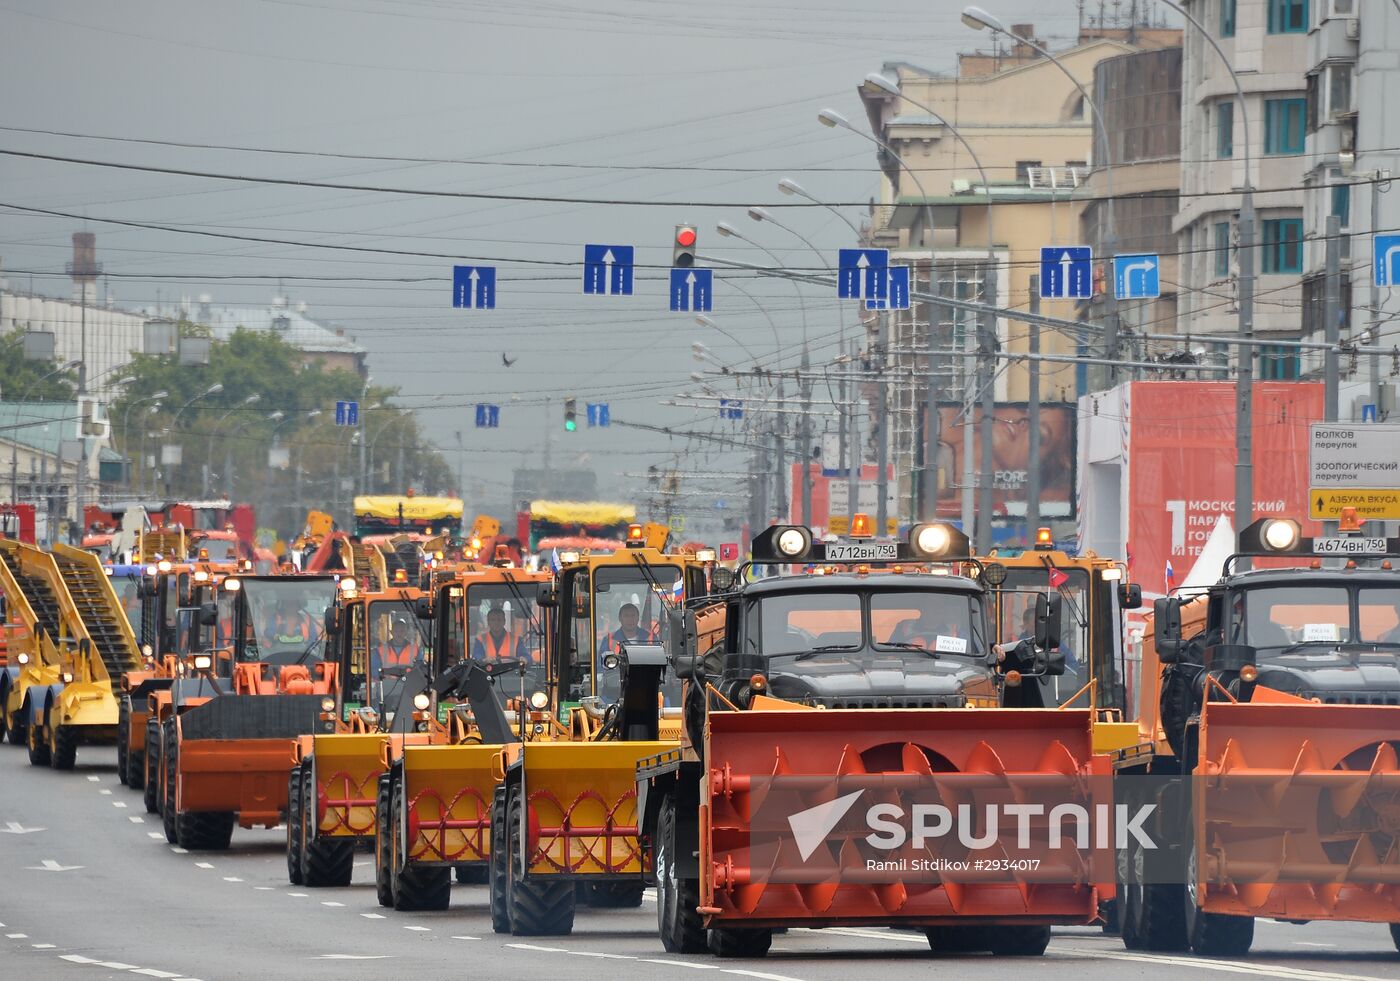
[583, 244, 634, 296]
[865, 265, 911, 311]
[452, 265, 496, 309]
[1113, 253, 1160, 300]
[1039, 246, 1093, 299]
[837, 248, 889, 302]
[1375, 234, 1400, 287]
[719, 399, 744, 420]
[335, 400, 358, 427]
[474, 403, 500, 428]
[669, 268, 713, 312]
[587, 403, 610, 427]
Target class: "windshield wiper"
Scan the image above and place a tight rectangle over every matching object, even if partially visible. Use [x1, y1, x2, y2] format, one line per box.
[790, 644, 861, 662]
[875, 641, 942, 659]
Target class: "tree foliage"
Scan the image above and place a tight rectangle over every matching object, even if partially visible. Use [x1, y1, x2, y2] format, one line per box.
[110, 327, 450, 538]
[0, 330, 79, 402]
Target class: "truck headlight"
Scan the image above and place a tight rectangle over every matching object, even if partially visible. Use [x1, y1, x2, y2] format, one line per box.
[193, 655, 212, 671]
[61, 671, 74, 684]
[528, 690, 549, 710]
[413, 692, 431, 712]
[320, 696, 336, 712]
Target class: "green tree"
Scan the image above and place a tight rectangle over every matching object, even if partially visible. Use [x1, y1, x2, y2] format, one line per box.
[0, 331, 78, 402]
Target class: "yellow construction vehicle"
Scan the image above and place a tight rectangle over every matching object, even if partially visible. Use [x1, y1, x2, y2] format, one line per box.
[482, 536, 710, 935]
[0, 541, 142, 769]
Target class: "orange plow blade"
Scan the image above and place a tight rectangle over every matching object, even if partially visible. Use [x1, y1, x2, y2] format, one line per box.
[702, 708, 1105, 929]
[1197, 700, 1400, 922]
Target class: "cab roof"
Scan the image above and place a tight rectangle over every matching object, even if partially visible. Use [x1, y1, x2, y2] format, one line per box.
[740, 571, 983, 597]
[1221, 567, 1400, 588]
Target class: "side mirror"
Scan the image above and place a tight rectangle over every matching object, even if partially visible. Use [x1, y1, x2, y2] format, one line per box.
[414, 596, 433, 620]
[198, 602, 218, 627]
[1041, 645, 1066, 676]
[537, 584, 558, 608]
[177, 573, 192, 608]
[573, 588, 590, 619]
[324, 606, 342, 636]
[667, 607, 699, 680]
[1119, 583, 1143, 610]
[1033, 592, 1062, 651]
[1153, 597, 1183, 664]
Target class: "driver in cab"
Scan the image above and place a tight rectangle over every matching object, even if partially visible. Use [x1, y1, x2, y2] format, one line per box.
[471, 605, 530, 662]
[597, 602, 657, 657]
[268, 601, 316, 648]
[888, 606, 963, 651]
[371, 616, 422, 678]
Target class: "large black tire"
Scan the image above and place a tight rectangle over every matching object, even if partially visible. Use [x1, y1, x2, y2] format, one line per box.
[374, 774, 393, 908]
[707, 926, 773, 958]
[506, 785, 574, 935]
[116, 699, 130, 785]
[178, 809, 236, 851]
[391, 779, 451, 911]
[1389, 923, 1400, 952]
[925, 926, 991, 953]
[143, 719, 160, 814]
[287, 766, 305, 885]
[586, 881, 645, 908]
[656, 795, 705, 953]
[987, 926, 1051, 957]
[26, 703, 50, 767]
[1139, 882, 1188, 952]
[1185, 840, 1253, 956]
[49, 722, 78, 771]
[456, 865, 488, 885]
[162, 721, 179, 843]
[489, 786, 510, 933]
[302, 764, 353, 887]
[3, 688, 26, 746]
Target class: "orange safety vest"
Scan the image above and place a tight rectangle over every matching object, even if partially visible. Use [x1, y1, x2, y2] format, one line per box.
[381, 640, 417, 666]
[600, 624, 657, 654]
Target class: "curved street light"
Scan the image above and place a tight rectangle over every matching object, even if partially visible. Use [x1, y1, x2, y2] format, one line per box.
[205, 394, 261, 497]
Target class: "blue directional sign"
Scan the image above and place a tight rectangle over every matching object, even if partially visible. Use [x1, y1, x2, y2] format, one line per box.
[334, 400, 358, 427]
[1113, 253, 1160, 300]
[452, 265, 496, 309]
[586, 403, 610, 427]
[1039, 246, 1093, 300]
[719, 399, 744, 420]
[865, 265, 911, 311]
[474, 404, 500, 429]
[837, 248, 889, 302]
[1363, 403, 1379, 423]
[1375, 235, 1400, 287]
[583, 244, 634, 296]
[669, 268, 713, 312]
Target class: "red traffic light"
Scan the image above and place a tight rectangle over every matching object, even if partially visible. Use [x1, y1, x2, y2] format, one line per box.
[676, 226, 697, 247]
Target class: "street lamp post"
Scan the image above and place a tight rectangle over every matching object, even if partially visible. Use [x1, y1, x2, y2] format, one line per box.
[121, 389, 168, 495]
[136, 405, 161, 497]
[1151, 0, 1257, 547]
[715, 281, 789, 524]
[9, 359, 82, 505]
[205, 394, 260, 497]
[163, 383, 224, 498]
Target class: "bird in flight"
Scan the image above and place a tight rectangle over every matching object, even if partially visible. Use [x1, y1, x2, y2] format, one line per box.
[502, 353, 517, 367]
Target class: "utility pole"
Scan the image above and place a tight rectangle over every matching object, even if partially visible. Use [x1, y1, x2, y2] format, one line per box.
[1324, 214, 1341, 422]
[847, 338, 861, 521]
[1369, 174, 1388, 415]
[923, 264, 943, 521]
[875, 311, 889, 532]
[800, 345, 812, 526]
[977, 265, 997, 553]
[1235, 192, 1256, 540]
[1027, 275, 1042, 534]
[961, 274, 977, 542]
[74, 292, 86, 542]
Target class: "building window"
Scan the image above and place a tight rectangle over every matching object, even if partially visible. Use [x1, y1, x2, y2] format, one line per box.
[1015, 160, 1042, 181]
[1264, 98, 1307, 155]
[1331, 183, 1351, 227]
[1262, 218, 1304, 273]
[1213, 221, 1232, 278]
[1330, 0, 1354, 14]
[1268, 0, 1308, 32]
[1328, 63, 1353, 116]
[1259, 344, 1301, 380]
[1216, 101, 1233, 158]
[1221, 0, 1237, 36]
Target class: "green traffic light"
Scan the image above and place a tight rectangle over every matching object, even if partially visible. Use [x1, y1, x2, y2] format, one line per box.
[564, 419, 577, 431]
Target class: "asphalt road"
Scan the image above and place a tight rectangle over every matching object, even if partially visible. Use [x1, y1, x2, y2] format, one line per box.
[4, 745, 1400, 981]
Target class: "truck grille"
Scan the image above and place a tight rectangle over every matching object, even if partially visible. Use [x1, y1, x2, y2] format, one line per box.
[1298, 692, 1400, 706]
[823, 696, 966, 710]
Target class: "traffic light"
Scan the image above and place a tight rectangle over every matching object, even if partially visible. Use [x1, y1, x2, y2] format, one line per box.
[673, 224, 697, 268]
[564, 396, 577, 432]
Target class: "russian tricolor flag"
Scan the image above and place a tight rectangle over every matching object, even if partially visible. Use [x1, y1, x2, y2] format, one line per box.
[1165, 559, 1176, 592]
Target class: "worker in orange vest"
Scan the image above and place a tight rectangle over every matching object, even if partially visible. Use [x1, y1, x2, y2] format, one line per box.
[596, 603, 658, 657]
[472, 606, 529, 662]
[371, 617, 421, 678]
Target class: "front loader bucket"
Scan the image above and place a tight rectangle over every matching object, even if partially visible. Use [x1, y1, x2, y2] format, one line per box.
[703, 707, 1104, 929]
[312, 733, 391, 839]
[522, 741, 674, 878]
[1197, 700, 1400, 922]
[403, 742, 502, 865]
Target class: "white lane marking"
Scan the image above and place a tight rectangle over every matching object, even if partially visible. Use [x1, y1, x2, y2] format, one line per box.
[60, 955, 97, 963]
[312, 954, 391, 960]
[128, 816, 144, 824]
[253, 887, 274, 891]
[112, 802, 128, 809]
[147, 832, 165, 839]
[222, 877, 243, 883]
[86, 776, 99, 782]
[31, 943, 55, 949]
[450, 936, 481, 941]
[130, 969, 182, 978]
[194, 862, 214, 869]
[1293, 942, 1338, 948]
[0, 822, 44, 834]
[507, 943, 568, 952]
[99, 788, 112, 795]
[642, 960, 717, 970]
[403, 925, 430, 932]
[171, 977, 204, 980]
[360, 913, 385, 919]
[6, 933, 27, 939]
[569, 951, 636, 959]
[1052, 945, 1393, 981]
[286, 892, 308, 897]
[95, 962, 139, 970]
[723, 971, 809, 981]
[169, 847, 188, 854]
[825, 927, 924, 944]
[26, 859, 83, 872]
[321, 902, 345, 907]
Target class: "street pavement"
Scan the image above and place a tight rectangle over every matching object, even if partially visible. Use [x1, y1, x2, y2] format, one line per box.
[3, 745, 1400, 980]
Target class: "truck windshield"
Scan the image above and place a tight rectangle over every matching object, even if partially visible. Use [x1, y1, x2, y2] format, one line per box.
[466, 583, 540, 664]
[1235, 585, 1400, 651]
[751, 589, 984, 659]
[241, 578, 336, 663]
[591, 564, 683, 704]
